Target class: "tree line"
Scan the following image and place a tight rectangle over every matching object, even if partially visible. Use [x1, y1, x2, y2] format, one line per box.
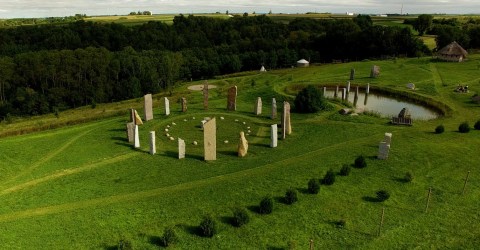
[1, 14, 431, 118]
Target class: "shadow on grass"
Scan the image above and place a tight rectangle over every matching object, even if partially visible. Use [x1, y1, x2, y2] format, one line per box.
[103, 246, 117, 250]
[247, 205, 261, 214]
[111, 136, 127, 142]
[362, 196, 380, 202]
[220, 216, 234, 226]
[179, 223, 202, 237]
[148, 235, 164, 247]
[114, 141, 132, 148]
[297, 187, 310, 194]
[392, 177, 409, 183]
[274, 196, 288, 204]
[266, 246, 286, 250]
[218, 150, 237, 157]
[108, 128, 126, 132]
[365, 155, 378, 160]
[250, 142, 270, 148]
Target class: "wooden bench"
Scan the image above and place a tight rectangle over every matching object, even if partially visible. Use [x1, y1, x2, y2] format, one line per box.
[391, 117, 413, 126]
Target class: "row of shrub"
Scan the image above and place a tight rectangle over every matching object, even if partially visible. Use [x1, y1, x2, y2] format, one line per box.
[435, 120, 480, 134]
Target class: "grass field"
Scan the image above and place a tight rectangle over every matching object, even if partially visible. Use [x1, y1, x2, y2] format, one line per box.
[1, 56, 480, 248]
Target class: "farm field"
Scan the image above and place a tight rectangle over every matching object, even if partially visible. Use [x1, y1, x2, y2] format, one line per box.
[0, 56, 480, 248]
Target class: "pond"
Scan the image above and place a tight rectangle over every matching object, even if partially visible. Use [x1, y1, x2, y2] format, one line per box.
[324, 88, 440, 120]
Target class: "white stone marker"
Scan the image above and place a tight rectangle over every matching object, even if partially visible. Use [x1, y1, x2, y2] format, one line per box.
[149, 131, 156, 155]
[347, 81, 351, 93]
[134, 125, 140, 148]
[254, 97, 262, 115]
[164, 97, 170, 116]
[366, 83, 370, 94]
[384, 133, 392, 145]
[271, 124, 278, 148]
[178, 138, 185, 159]
[378, 142, 390, 160]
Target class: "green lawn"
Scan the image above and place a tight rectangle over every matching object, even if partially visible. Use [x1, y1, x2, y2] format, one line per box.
[0, 56, 480, 248]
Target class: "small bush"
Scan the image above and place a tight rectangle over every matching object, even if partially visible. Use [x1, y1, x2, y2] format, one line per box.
[459, 122, 470, 133]
[474, 120, 480, 130]
[354, 155, 367, 168]
[117, 239, 133, 250]
[294, 85, 329, 113]
[199, 215, 217, 237]
[322, 169, 336, 185]
[435, 125, 445, 134]
[285, 188, 298, 205]
[259, 196, 274, 214]
[160, 226, 178, 247]
[404, 172, 413, 183]
[307, 178, 320, 194]
[339, 164, 351, 176]
[335, 219, 347, 228]
[232, 207, 250, 227]
[376, 190, 390, 202]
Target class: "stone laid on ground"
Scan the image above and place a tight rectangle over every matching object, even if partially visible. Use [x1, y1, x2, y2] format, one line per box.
[144, 94, 153, 121]
[281, 101, 291, 139]
[350, 68, 355, 80]
[203, 81, 209, 110]
[227, 86, 237, 111]
[134, 125, 140, 148]
[370, 65, 380, 78]
[193, 141, 198, 145]
[271, 124, 278, 148]
[149, 131, 156, 155]
[271, 98, 277, 119]
[254, 97, 262, 115]
[339, 108, 351, 115]
[378, 141, 390, 160]
[126, 122, 135, 143]
[406, 83, 415, 90]
[164, 97, 170, 116]
[238, 131, 249, 157]
[181, 97, 187, 112]
[203, 117, 216, 161]
[384, 133, 392, 145]
[178, 138, 185, 159]
[134, 110, 143, 125]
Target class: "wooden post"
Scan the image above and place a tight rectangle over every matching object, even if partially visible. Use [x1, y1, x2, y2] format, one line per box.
[378, 207, 385, 236]
[425, 187, 432, 213]
[309, 239, 314, 250]
[462, 171, 470, 195]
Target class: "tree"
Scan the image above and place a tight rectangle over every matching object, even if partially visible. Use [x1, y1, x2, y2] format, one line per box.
[307, 178, 320, 194]
[322, 169, 336, 185]
[284, 188, 298, 204]
[232, 207, 250, 227]
[160, 227, 178, 247]
[199, 215, 217, 237]
[413, 14, 433, 36]
[294, 85, 328, 113]
[259, 196, 274, 214]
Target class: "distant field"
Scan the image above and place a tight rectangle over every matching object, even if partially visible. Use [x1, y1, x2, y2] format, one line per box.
[84, 13, 231, 25]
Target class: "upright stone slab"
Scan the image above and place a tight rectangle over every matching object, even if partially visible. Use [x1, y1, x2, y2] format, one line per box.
[130, 109, 135, 123]
[334, 86, 339, 98]
[254, 97, 262, 115]
[378, 142, 390, 160]
[366, 83, 370, 94]
[203, 81, 209, 110]
[370, 65, 380, 78]
[134, 125, 140, 148]
[271, 98, 277, 119]
[341, 88, 346, 101]
[347, 81, 351, 93]
[384, 133, 392, 145]
[355, 86, 359, 97]
[178, 138, 185, 159]
[144, 94, 153, 121]
[323, 87, 327, 98]
[227, 86, 237, 111]
[281, 101, 291, 139]
[203, 118, 216, 161]
[126, 122, 135, 143]
[134, 110, 143, 125]
[270, 124, 278, 148]
[164, 97, 170, 116]
[181, 97, 187, 112]
[238, 131, 248, 157]
[149, 131, 156, 155]
[350, 68, 355, 80]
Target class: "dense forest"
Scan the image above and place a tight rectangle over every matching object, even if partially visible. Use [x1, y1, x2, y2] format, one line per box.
[0, 14, 474, 118]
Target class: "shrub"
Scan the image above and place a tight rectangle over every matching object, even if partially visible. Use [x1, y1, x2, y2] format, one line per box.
[404, 172, 413, 183]
[354, 155, 367, 168]
[160, 226, 178, 247]
[285, 188, 298, 205]
[322, 169, 336, 185]
[459, 122, 470, 133]
[339, 164, 351, 176]
[307, 178, 320, 194]
[435, 125, 444, 134]
[199, 215, 217, 237]
[335, 219, 347, 228]
[376, 190, 390, 202]
[294, 85, 329, 113]
[117, 239, 133, 250]
[259, 196, 274, 214]
[232, 207, 250, 227]
[474, 120, 480, 130]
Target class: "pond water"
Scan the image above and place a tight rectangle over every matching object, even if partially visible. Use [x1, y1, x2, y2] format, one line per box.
[324, 89, 440, 120]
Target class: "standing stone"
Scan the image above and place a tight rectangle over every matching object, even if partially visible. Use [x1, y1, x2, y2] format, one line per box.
[364, 92, 369, 105]
[353, 87, 359, 107]
[134, 110, 143, 125]
[254, 97, 262, 115]
[366, 83, 370, 94]
[281, 102, 291, 139]
[271, 98, 277, 119]
[203, 81, 209, 110]
[370, 65, 380, 78]
[350, 68, 355, 80]
[238, 131, 249, 157]
[203, 118, 216, 161]
[149, 131, 156, 155]
[181, 97, 187, 112]
[130, 109, 135, 123]
[384, 133, 392, 145]
[144, 94, 153, 121]
[341, 88, 346, 101]
[347, 81, 351, 93]
[378, 142, 390, 160]
[134, 125, 140, 148]
[355, 86, 359, 97]
[227, 86, 237, 111]
[164, 97, 170, 116]
[178, 138, 185, 159]
[270, 124, 278, 148]
[323, 87, 327, 98]
[126, 122, 135, 143]
[334, 86, 339, 98]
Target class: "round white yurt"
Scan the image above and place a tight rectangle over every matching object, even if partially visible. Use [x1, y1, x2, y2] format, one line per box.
[297, 59, 309, 67]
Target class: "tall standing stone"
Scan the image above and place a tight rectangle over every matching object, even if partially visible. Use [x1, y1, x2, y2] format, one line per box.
[334, 86, 339, 98]
[271, 98, 277, 119]
[203, 81, 209, 110]
[134, 110, 143, 125]
[227, 86, 237, 111]
[130, 109, 135, 123]
[238, 131, 248, 157]
[281, 101, 291, 139]
[341, 88, 346, 101]
[134, 125, 140, 148]
[384, 133, 392, 145]
[181, 97, 187, 112]
[164, 97, 170, 116]
[126, 122, 135, 143]
[370, 65, 380, 78]
[350, 68, 355, 80]
[323, 87, 327, 98]
[203, 118, 216, 161]
[378, 142, 390, 160]
[144, 94, 153, 121]
[254, 97, 262, 115]
[353, 86, 359, 107]
[270, 124, 278, 148]
[366, 83, 370, 94]
[178, 138, 185, 159]
[149, 131, 156, 155]
[347, 81, 351, 93]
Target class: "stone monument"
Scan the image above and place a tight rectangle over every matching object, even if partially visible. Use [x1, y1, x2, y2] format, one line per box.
[350, 68, 355, 80]
[149, 131, 156, 155]
[384, 133, 392, 145]
[164, 97, 170, 116]
[227, 86, 237, 111]
[271, 124, 278, 148]
[370, 65, 380, 78]
[238, 131, 248, 157]
[281, 101, 291, 139]
[178, 138, 185, 159]
[126, 122, 135, 143]
[203, 118, 216, 161]
[130, 109, 135, 123]
[144, 94, 153, 121]
[134, 110, 143, 125]
[366, 83, 370, 94]
[134, 125, 140, 148]
[203, 81, 209, 110]
[271, 98, 277, 119]
[378, 142, 390, 160]
[334, 86, 339, 98]
[347, 81, 351, 93]
[254, 97, 262, 115]
[181, 97, 187, 112]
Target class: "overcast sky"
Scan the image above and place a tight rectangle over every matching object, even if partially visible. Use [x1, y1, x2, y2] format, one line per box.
[1, 0, 479, 19]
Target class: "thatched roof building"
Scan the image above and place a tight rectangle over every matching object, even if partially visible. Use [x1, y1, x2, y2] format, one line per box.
[437, 41, 468, 62]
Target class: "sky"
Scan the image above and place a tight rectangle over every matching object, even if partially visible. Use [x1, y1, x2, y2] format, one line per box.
[0, 0, 479, 19]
